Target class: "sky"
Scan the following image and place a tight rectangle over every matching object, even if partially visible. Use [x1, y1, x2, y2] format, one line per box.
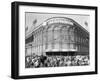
[25, 12, 90, 35]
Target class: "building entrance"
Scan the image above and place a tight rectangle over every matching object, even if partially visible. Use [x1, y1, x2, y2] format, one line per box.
[46, 52, 75, 56]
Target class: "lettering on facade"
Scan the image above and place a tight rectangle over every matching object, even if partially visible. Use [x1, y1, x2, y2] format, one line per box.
[47, 18, 73, 25]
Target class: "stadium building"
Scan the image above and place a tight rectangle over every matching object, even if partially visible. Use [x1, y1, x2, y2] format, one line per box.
[25, 17, 89, 57]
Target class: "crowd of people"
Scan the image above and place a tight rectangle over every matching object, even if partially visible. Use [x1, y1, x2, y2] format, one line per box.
[25, 54, 90, 68]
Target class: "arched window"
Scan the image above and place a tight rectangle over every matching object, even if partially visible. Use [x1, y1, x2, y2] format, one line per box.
[47, 25, 54, 43]
[42, 29, 47, 51]
[53, 25, 61, 50]
[46, 25, 54, 50]
[69, 27, 76, 49]
[61, 26, 69, 50]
